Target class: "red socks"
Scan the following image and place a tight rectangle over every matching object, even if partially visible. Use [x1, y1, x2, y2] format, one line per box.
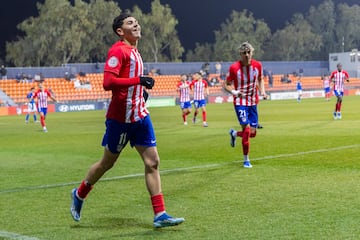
[77, 181, 166, 216]
[40, 115, 45, 127]
[151, 193, 165, 215]
[335, 102, 342, 112]
[237, 130, 256, 138]
[77, 180, 93, 199]
[242, 127, 250, 155]
[182, 112, 190, 122]
[202, 111, 207, 122]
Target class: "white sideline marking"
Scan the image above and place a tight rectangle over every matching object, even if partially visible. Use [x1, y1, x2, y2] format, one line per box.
[0, 144, 359, 195]
[0, 230, 40, 240]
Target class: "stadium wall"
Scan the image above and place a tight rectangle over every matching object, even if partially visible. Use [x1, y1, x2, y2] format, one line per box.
[4, 61, 328, 79]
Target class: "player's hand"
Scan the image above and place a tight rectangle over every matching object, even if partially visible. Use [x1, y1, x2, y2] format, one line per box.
[231, 90, 240, 97]
[262, 92, 268, 100]
[140, 76, 155, 89]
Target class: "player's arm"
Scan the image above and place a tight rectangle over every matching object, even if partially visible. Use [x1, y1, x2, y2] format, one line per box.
[103, 71, 140, 90]
[48, 91, 57, 103]
[204, 81, 210, 96]
[179, 84, 189, 89]
[103, 71, 154, 90]
[51, 95, 57, 102]
[223, 79, 240, 97]
[345, 72, 350, 82]
[223, 70, 241, 97]
[257, 75, 267, 99]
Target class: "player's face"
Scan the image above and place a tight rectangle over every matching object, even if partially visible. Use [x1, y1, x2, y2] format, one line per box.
[120, 17, 141, 43]
[240, 49, 252, 66]
[193, 73, 201, 80]
[337, 64, 342, 71]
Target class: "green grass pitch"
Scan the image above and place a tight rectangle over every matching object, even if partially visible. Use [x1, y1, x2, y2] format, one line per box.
[0, 96, 360, 239]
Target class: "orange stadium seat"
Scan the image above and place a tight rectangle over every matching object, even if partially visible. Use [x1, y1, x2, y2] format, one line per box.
[2, 74, 358, 104]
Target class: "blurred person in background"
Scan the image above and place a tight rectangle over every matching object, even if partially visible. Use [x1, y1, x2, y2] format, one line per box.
[25, 87, 38, 124]
[329, 63, 349, 120]
[177, 74, 192, 125]
[190, 72, 209, 127]
[32, 83, 57, 132]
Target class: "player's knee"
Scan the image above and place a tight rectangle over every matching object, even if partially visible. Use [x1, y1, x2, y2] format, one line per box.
[145, 157, 160, 171]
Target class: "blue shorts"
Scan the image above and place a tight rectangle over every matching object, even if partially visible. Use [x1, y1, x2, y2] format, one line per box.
[333, 90, 343, 97]
[38, 107, 48, 116]
[324, 87, 330, 93]
[194, 99, 206, 108]
[180, 101, 192, 109]
[234, 105, 258, 128]
[101, 115, 156, 154]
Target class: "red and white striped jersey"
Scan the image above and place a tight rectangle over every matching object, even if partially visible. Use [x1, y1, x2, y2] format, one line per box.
[227, 59, 262, 106]
[33, 89, 52, 108]
[177, 81, 191, 102]
[323, 77, 330, 88]
[329, 70, 349, 92]
[190, 79, 208, 100]
[104, 41, 148, 123]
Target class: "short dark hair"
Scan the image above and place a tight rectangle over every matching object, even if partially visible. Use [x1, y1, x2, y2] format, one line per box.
[112, 12, 132, 36]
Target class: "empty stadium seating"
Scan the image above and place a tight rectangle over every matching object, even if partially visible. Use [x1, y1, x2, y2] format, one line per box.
[1, 73, 359, 105]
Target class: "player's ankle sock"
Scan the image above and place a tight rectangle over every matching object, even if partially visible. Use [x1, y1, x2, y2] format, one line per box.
[40, 116, 45, 127]
[151, 193, 165, 215]
[182, 113, 186, 122]
[242, 128, 250, 155]
[77, 180, 93, 199]
[335, 103, 340, 111]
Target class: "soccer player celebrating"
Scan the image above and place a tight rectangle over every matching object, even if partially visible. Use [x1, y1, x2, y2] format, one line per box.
[32, 84, 57, 132]
[190, 72, 209, 127]
[329, 63, 349, 119]
[224, 42, 267, 168]
[70, 12, 184, 228]
[177, 74, 192, 125]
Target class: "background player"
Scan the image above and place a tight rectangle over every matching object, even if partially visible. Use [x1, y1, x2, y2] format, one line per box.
[177, 74, 192, 125]
[329, 63, 349, 119]
[32, 83, 57, 132]
[322, 74, 331, 101]
[25, 87, 38, 124]
[190, 72, 209, 127]
[224, 42, 267, 168]
[296, 76, 302, 102]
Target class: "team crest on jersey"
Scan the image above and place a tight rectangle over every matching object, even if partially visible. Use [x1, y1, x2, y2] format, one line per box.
[107, 56, 119, 68]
